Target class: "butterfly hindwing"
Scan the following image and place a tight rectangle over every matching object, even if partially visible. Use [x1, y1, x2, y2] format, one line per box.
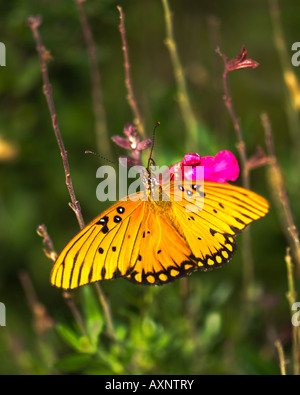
[166, 181, 269, 271]
[124, 207, 198, 285]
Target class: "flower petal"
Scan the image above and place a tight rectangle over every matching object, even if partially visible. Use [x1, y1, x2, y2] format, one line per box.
[169, 150, 239, 183]
[111, 135, 131, 149]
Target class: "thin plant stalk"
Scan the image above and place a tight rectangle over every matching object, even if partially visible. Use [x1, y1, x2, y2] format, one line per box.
[19, 270, 55, 336]
[261, 112, 300, 275]
[285, 248, 300, 375]
[36, 225, 88, 336]
[161, 0, 200, 151]
[94, 283, 115, 340]
[75, 0, 111, 157]
[215, 47, 250, 189]
[274, 340, 287, 375]
[261, 113, 300, 375]
[117, 6, 146, 139]
[28, 16, 115, 339]
[268, 0, 300, 160]
[28, 16, 85, 230]
[63, 291, 89, 337]
[216, 47, 254, 291]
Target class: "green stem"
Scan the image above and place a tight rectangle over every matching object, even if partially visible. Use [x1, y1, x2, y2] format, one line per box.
[268, 0, 300, 161]
[95, 283, 115, 340]
[161, 0, 199, 150]
[274, 340, 287, 375]
[285, 249, 300, 375]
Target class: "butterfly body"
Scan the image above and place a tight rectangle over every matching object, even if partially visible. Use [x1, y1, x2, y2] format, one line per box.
[51, 174, 269, 290]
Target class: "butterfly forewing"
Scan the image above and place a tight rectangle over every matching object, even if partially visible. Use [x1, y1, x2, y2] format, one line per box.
[51, 197, 144, 289]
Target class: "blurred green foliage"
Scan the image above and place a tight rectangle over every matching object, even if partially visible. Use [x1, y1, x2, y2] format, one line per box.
[0, 0, 300, 375]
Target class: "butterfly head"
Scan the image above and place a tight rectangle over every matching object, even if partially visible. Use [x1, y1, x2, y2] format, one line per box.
[140, 165, 161, 201]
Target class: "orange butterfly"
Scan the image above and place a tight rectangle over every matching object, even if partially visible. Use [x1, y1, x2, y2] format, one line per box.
[51, 168, 269, 290]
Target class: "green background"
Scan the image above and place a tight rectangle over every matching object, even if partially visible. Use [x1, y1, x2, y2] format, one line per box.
[0, 0, 299, 374]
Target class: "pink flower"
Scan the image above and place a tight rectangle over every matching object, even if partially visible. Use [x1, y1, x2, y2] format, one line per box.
[111, 124, 152, 167]
[169, 150, 239, 183]
[226, 45, 259, 72]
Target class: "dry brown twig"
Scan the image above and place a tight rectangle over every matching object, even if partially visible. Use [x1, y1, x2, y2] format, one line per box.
[28, 15, 115, 339]
[216, 45, 260, 189]
[216, 45, 265, 290]
[36, 224, 88, 335]
[19, 270, 55, 335]
[36, 224, 57, 262]
[27, 15, 85, 230]
[117, 6, 146, 139]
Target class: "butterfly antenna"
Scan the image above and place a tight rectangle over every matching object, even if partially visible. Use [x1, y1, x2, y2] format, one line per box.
[85, 150, 117, 165]
[147, 121, 160, 171]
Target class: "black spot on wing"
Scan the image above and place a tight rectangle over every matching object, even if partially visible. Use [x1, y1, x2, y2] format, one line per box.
[95, 216, 109, 234]
[117, 206, 125, 214]
[101, 226, 109, 234]
[210, 228, 217, 236]
[96, 216, 108, 225]
[124, 257, 198, 286]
